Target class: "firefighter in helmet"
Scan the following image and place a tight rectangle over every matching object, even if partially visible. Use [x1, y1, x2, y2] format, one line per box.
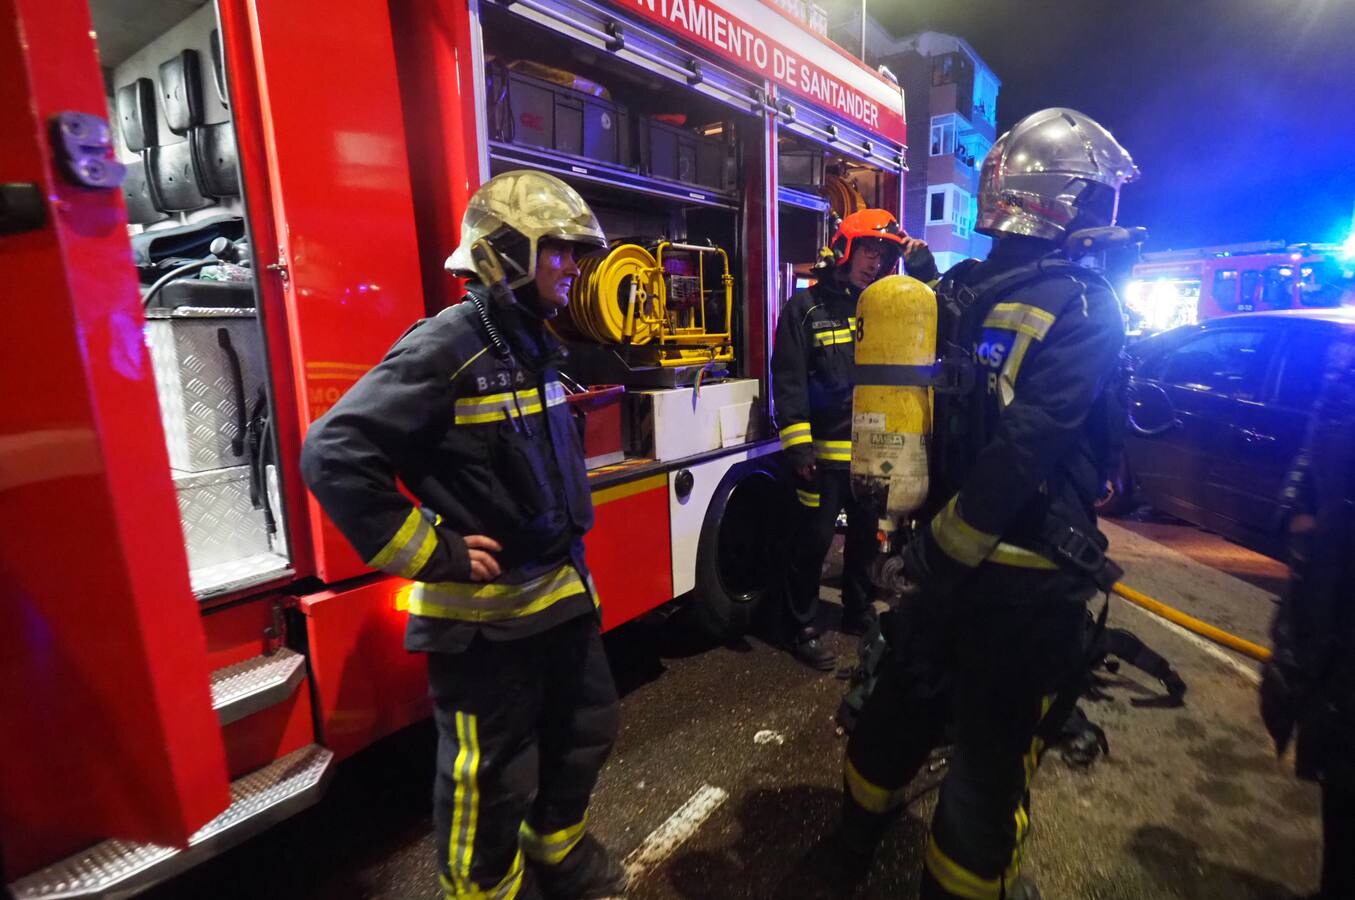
[301, 171, 626, 900]
[841, 109, 1138, 899]
[771, 209, 934, 670]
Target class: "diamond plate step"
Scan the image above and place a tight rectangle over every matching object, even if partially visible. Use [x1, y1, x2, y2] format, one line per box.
[9, 744, 334, 900]
[210, 647, 306, 726]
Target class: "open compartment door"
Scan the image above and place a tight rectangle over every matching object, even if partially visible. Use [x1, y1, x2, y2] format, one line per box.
[0, 0, 229, 877]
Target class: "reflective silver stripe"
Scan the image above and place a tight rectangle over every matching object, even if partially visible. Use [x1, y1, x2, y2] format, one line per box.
[814, 329, 854, 347]
[410, 563, 587, 622]
[930, 496, 999, 568]
[813, 439, 852, 462]
[454, 383, 565, 425]
[520, 816, 588, 865]
[780, 422, 812, 449]
[982, 302, 1056, 342]
[382, 512, 437, 578]
[542, 380, 567, 407]
[368, 508, 429, 574]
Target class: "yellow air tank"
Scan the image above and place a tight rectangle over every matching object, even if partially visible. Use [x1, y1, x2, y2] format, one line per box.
[850, 274, 938, 536]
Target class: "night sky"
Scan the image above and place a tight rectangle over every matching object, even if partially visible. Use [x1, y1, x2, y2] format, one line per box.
[873, 0, 1355, 251]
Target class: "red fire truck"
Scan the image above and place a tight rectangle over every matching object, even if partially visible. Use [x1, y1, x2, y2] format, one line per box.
[1123, 241, 1351, 335]
[1, 0, 905, 893]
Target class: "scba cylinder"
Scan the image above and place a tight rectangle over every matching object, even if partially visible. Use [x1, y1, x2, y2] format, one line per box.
[850, 274, 937, 534]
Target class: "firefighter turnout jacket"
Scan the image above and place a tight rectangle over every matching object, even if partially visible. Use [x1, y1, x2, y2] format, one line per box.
[772, 277, 861, 470]
[300, 284, 597, 653]
[927, 237, 1126, 575]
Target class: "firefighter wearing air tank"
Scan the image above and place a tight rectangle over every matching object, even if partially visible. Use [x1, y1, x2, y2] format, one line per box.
[771, 210, 936, 671]
[301, 171, 627, 900]
[841, 109, 1139, 900]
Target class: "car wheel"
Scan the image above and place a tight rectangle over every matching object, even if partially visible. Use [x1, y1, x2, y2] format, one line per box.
[690, 461, 787, 641]
[1095, 457, 1136, 518]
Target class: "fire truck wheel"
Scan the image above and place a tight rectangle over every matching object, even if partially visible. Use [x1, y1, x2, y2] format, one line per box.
[691, 460, 787, 641]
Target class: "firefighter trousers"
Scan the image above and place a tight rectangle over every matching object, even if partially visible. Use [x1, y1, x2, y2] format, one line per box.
[786, 466, 877, 631]
[428, 613, 619, 900]
[1322, 782, 1355, 899]
[843, 567, 1092, 899]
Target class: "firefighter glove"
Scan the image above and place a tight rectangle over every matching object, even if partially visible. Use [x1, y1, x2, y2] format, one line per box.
[902, 239, 939, 283]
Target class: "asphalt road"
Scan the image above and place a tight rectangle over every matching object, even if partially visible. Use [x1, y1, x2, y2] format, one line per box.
[148, 513, 1320, 900]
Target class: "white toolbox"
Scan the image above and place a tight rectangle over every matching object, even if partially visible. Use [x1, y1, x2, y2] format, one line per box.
[624, 378, 761, 461]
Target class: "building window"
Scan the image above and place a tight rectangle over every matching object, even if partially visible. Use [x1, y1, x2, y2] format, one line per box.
[927, 185, 973, 235]
[974, 72, 999, 127]
[932, 51, 972, 88]
[928, 188, 948, 225]
[956, 132, 991, 170]
[953, 187, 973, 238]
[930, 114, 956, 156]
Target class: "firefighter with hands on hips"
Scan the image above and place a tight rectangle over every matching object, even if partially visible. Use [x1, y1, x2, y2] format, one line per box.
[1262, 327, 1355, 900]
[840, 109, 1138, 899]
[771, 209, 938, 671]
[301, 171, 626, 900]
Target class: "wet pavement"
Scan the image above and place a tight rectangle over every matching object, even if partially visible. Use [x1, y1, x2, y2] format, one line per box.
[148, 513, 1320, 900]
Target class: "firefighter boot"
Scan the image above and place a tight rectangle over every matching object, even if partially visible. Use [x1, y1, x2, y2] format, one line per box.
[838, 785, 894, 859]
[791, 625, 836, 671]
[534, 834, 628, 899]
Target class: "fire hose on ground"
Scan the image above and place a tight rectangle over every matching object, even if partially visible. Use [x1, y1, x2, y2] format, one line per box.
[1111, 581, 1273, 663]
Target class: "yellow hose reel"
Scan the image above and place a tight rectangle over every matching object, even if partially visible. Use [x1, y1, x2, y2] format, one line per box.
[567, 241, 735, 367]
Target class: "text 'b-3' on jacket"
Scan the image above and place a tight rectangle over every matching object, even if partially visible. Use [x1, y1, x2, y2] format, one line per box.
[300, 286, 599, 653]
[772, 278, 861, 470]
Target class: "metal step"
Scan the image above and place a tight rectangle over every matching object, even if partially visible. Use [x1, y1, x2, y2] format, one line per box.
[210, 647, 306, 726]
[9, 744, 334, 900]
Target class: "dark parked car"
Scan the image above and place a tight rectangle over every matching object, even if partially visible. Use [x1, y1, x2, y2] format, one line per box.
[1102, 308, 1355, 559]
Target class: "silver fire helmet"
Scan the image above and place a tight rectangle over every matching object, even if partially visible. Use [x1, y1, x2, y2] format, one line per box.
[977, 108, 1140, 241]
[446, 170, 607, 288]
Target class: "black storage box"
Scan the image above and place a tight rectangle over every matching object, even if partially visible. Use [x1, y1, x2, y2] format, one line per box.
[638, 117, 731, 191]
[489, 66, 631, 167]
[778, 148, 825, 189]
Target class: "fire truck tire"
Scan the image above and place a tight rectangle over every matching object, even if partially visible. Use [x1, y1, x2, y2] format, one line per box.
[690, 460, 788, 641]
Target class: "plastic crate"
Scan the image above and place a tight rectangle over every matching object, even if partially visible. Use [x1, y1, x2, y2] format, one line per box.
[637, 117, 732, 191]
[778, 148, 825, 189]
[489, 66, 631, 167]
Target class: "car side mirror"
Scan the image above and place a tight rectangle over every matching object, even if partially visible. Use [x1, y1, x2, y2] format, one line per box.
[1128, 382, 1180, 437]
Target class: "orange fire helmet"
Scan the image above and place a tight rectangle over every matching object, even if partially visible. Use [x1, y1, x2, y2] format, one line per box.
[827, 209, 906, 268]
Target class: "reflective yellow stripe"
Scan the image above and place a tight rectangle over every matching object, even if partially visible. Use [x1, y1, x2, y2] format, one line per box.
[997, 332, 1034, 409]
[448, 347, 490, 386]
[796, 489, 821, 508]
[983, 302, 1056, 341]
[813, 328, 854, 347]
[779, 422, 813, 450]
[448, 712, 482, 895]
[845, 757, 908, 814]
[520, 816, 588, 865]
[410, 563, 587, 622]
[930, 496, 999, 568]
[441, 849, 524, 900]
[813, 439, 852, 462]
[454, 383, 565, 425]
[368, 508, 426, 571]
[988, 542, 1058, 570]
[925, 835, 1011, 899]
[399, 522, 440, 579]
